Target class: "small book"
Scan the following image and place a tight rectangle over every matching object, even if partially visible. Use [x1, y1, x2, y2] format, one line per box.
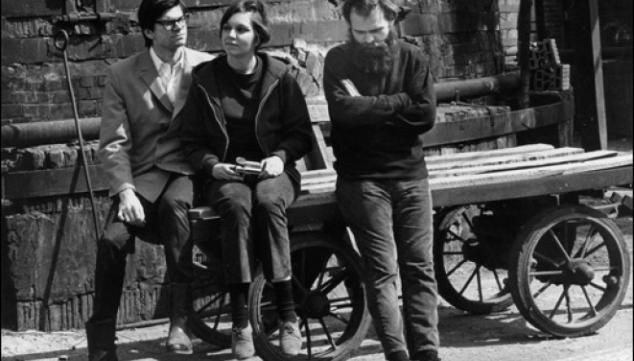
[341, 79, 361, 96]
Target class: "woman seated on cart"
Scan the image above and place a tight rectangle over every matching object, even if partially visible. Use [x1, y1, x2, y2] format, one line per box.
[179, 0, 313, 359]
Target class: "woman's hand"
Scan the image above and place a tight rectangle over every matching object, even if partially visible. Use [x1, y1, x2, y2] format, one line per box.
[259, 155, 284, 178]
[212, 163, 245, 180]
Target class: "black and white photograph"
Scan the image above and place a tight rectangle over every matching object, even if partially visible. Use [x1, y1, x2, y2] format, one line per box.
[1, 1, 632, 360]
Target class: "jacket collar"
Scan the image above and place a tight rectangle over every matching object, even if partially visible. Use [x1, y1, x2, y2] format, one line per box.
[136, 48, 197, 119]
[137, 49, 174, 114]
[193, 52, 288, 99]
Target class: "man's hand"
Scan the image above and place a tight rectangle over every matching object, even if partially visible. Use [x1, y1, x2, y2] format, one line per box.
[259, 155, 284, 179]
[212, 163, 245, 181]
[118, 188, 145, 226]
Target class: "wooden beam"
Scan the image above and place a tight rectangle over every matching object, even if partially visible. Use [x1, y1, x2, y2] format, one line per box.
[421, 100, 567, 146]
[2, 165, 109, 200]
[518, 0, 534, 109]
[573, 0, 608, 150]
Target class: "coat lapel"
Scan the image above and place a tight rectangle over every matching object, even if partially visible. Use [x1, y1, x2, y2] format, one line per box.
[137, 50, 174, 114]
[172, 48, 193, 119]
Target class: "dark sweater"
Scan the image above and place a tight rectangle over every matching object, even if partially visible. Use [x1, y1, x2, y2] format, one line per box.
[323, 40, 436, 180]
[215, 56, 265, 162]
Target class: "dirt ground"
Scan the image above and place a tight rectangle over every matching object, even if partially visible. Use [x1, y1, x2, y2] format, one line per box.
[2, 216, 632, 361]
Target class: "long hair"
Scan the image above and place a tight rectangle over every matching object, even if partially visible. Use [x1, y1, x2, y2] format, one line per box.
[220, 0, 271, 49]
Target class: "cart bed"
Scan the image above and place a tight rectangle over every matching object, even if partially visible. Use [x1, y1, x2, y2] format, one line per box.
[189, 144, 633, 224]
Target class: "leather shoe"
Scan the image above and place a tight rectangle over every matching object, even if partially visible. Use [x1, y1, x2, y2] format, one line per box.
[231, 324, 255, 359]
[166, 318, 193, 354]
[279, 319, 302, 356]
[412, 349, 441, 361]
[86, 319, 118, 361]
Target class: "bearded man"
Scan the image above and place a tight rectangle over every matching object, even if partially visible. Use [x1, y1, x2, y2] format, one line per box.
[323, 1, 440, 361]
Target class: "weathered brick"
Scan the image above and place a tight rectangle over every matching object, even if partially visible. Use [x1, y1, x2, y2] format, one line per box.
[19, 146, 46, 170]
[79, 100, 98, 117]
[0, 37, 50, 64]
[79, 76, 94, 88]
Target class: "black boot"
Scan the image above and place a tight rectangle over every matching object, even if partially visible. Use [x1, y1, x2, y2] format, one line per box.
[86, 319, 118, 361]
[166, 283, 193, 354]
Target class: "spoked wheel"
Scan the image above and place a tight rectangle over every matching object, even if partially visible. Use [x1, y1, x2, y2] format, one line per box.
[249, 231, 371, 361]
[509, 205, 631, 337]
[187, 244, 232, 348]
[434, 206, 514, 314]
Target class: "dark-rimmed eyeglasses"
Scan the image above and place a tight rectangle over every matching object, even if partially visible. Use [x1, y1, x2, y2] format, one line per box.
[156, 14, 190, 31]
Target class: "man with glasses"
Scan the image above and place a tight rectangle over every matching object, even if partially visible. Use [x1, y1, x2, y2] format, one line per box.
[86, 0, 212, 359]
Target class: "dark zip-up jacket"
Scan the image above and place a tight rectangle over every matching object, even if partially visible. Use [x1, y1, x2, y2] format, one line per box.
[179, 53, 313, 184]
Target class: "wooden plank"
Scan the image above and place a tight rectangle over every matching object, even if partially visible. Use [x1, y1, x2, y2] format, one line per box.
[431, 166, 632, 208]
[425, 143, 554, 163]
[308, 104, 330, 123]
[301, 175, 337, 187]
[427, 147, 584, 171]
[430, 154, 632, 190]
[312, 125, 332, 169]
[302, 169, 336, 178]
[2, 165, 108, 200]
[421, 100, 567, 146]
[303, 125, 330, 170]
[428, 150, 618, 178]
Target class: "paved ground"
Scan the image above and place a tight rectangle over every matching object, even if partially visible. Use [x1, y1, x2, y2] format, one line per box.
[3, 215, 632, 361]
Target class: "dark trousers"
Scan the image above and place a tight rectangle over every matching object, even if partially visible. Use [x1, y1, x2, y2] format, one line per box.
[86, 175, 193, 351]
[207, 173, 297, 284]
[336, 178, 439, 358]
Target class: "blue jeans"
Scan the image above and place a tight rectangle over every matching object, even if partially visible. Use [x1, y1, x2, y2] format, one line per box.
[336, 178, 439, 358]
[206, 173, 298, 284]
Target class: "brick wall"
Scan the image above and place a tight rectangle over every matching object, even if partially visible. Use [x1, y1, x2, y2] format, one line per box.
[1, 0, 519, 125]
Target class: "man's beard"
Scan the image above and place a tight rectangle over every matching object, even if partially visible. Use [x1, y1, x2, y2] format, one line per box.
[348, 29, 396, 75]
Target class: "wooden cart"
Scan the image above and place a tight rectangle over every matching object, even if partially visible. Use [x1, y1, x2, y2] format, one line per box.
[186, 93, 632, 360]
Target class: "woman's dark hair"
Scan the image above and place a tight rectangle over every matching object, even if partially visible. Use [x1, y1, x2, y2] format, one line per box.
[220, 0, 271, 49]
[341, 0, 399, 23]
[138, 0, 186, 47]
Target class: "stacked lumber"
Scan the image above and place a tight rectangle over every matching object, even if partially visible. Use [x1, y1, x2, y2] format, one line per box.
[529, 38, 570, 91]
[299, 144, 633, 195]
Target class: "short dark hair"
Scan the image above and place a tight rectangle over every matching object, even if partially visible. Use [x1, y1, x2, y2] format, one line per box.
[220, 0, 271, 49]
[138, 0, 186, 47]
[341, 0, 399, 23]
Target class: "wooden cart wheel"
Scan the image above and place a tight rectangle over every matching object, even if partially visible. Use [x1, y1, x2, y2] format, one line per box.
[187, 244, 232, 348]
[249, 231, 371, 361]
[509, 205, 631, 337]
[434, 206, 514, 314]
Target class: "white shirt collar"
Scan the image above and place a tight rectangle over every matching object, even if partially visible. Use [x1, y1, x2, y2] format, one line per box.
[149, 46, 184, 74]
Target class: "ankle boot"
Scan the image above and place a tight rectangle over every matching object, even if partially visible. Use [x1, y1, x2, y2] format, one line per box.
[166, 283, 193, 354]
[86, 319, 118, 361]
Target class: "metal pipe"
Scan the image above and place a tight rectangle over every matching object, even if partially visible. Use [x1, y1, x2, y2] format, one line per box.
[53, 12, 117, 24]
[434, 71, 521, 102]
[1, 117, 100, 147]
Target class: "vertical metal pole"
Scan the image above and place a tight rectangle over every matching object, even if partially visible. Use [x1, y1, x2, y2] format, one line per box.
[56, 30, 102, 241]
